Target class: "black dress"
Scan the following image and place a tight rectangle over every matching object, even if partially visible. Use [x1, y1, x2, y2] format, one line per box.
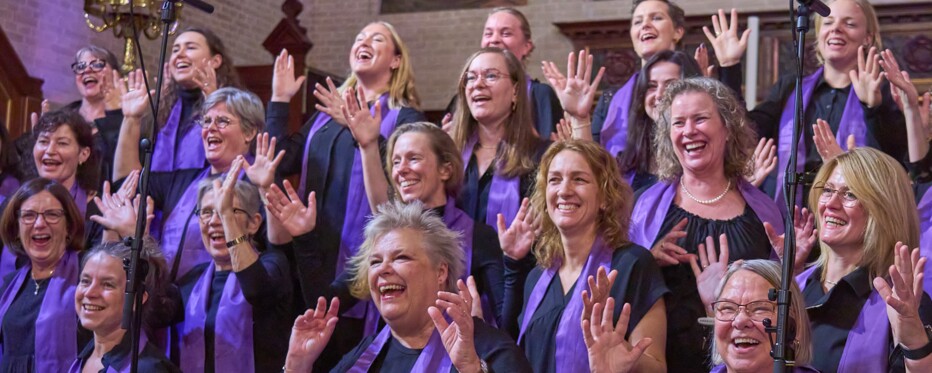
[503, 243, 669, 373]
[651, 203, 772, 373]
[73, 331, 180, 373]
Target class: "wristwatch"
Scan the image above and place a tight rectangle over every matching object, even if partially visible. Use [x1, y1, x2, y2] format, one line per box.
[902, 325, 932, 360]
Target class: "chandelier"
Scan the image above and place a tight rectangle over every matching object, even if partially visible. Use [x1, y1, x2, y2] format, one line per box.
[84, 0, 183, 73]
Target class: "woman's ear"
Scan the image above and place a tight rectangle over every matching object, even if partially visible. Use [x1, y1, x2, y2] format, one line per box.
[437, 262, 449, 289]
[78, 146, 91, 165]
[247, 212, 262, 235]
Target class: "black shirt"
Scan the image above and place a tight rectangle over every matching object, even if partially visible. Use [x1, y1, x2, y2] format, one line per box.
[458, 141, 547, 225]
[802, 266, 932, 373]
[74, 331, 180, 373]
[330, 317, 533, 373]
[503, 243, 669, 373]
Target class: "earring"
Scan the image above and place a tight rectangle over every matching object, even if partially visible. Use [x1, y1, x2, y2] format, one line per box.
[512, 100, 517, 112]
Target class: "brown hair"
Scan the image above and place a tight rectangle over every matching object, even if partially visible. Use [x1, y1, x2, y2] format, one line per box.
[34, 109, 100, 193]
[0, 178, 86, 257]
[74, 45, 121, 76]
[530, 140, 634, 269]
[631, 0, 687, 49]
[385, 122, 463, 199]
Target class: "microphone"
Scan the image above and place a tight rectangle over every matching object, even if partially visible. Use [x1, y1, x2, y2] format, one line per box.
[178, 0, 214, 14]
[799, 0, 831, 17]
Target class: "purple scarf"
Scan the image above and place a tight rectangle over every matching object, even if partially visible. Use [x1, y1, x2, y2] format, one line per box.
[152, 100, 206, 172]
[441, 197, 499, 325]
[629, 179, 785, 249]
[70, 183, 88, 219]
[160, 167, 213, 281]
[179, 263, 255, 372]
[0, 250, 79, 372]
[774, 67, 866, 215]
[599, 73, 639, 156]
[461, 136, 521, 232]
[0, 176, 19, 200]
[924, 228, 932, 294]
[68, 334, 150, 373]
[796, 266, 888, 372]
[518, 236, 612, 372]
[710, 364, 819, 372]
[348, 326, 452, 373]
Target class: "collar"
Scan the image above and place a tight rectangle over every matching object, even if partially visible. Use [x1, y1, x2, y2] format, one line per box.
[77, 331, 134, 371]
[813, 73, 851, 92]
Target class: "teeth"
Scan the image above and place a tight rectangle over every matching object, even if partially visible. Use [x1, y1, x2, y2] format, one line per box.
[379, 284, 405, 294]
[685, 143, 704, 151]
[32, 235, 51, 240]
[84, 305, 104, 311]
[557, 203, 577, 211]
[827, 38, 845, 46]
[824, 216, 847, 226]
[734, 337, 760, 345]
[640, 34, 656, 41]
[400, 180, 418, 188]
[210, 233, 224, 239]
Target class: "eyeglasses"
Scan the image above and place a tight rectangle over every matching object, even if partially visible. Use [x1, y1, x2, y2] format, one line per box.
[464, 71, 506, 86]
[815, 184, 858, 207]
[195, 208, 250, 222]
[71, 60, 108, 75]
[711, 300, 776, 322]
[18, 209, 65, 224]
[198, 116, 237, 129]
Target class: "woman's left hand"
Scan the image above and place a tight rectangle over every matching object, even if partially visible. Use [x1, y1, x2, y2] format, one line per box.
[193, 58, 219, 97]
[702, 9, 751, 67]
[746, 138, 777, 187]
[874, 243, 930, 349]
[581, 267, 619, 325]
[341, 86, 382, 150]
[216, 156, 244, 216]
[850, 46, 884, 109]
[582, 299, 653, 373]
[102, 70, 122, 111]
[244, 133, 284, 190]
[690, 234, 730, 315]
[766, 206, 817, 274]
[430, 279, 483, 373]
[541, 50, 605, 120]
[813, 118, 856, 162]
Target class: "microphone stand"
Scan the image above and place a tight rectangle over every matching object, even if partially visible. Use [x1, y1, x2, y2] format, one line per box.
[770, 1, 829, 372]
[121, 1, 213, 372]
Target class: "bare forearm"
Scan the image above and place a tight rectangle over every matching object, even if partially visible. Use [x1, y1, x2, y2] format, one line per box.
[905, 108, 929, 163]
[570, 116, 594, 141]
[360, 143, 390, 210]
[114, 116, 143, 180]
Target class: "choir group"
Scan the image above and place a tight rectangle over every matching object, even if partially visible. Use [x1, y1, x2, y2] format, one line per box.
[1, 0, 931, 372]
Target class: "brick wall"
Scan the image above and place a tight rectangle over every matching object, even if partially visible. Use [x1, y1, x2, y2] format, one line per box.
[0, 0, 908, 110]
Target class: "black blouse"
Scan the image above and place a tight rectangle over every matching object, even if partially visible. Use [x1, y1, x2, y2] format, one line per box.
[74, 331, 180, 373]
[458, 141, 547, 225]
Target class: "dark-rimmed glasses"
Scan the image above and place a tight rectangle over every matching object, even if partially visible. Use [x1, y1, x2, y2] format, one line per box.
[711, 300, 776, 322]
[71, 60, 107, 75]
[18, 209, 65, 224]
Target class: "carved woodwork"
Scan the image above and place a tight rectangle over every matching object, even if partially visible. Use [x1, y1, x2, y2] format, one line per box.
[0, 26, 44, 139]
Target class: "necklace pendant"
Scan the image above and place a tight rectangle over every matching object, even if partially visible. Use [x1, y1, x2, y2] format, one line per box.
[34, 283, 39, 295]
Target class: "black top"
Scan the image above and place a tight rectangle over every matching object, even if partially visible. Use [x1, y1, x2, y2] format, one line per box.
[445, 79, 563, 140]
[330, 317, 533, 373]
[458, 141, 547, 225]
[74, 330, 180, 373]
[503, 243, 669, 373]
[748, 71, 907, 201]
[801, 266, 932, 373]
[178, 89, 200, 127]
[172, 249, 293, 373]
[651, 203, 772, 373]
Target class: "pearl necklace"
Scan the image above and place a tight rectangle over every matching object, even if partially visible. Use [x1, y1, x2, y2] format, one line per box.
[680, 178, 732, 205]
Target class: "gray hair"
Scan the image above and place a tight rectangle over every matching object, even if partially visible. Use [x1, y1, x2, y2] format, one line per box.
[201, 87, 265, 145]
[652, 77, 756, 181]
[74, 45, 120, 75]
[348, 200, 465, 299]
[710, 260, 811, 367]
[195, 175, 261, 215]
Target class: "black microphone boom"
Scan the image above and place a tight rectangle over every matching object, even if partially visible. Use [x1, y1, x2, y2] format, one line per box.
[179, 0, 215, 14]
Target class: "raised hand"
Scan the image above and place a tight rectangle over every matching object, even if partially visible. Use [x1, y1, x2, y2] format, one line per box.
[652, 218, 690, 266]
[694, 43, 714, 78]
[341, 86, 382, 149]
[120, 69, 153, 119]
[429, 280, 483, 373]
[441, 113, 454, 136]
[541, 49, 605, 120]
[766, 206, 816, 274]
[582, 299, 653, 373]
[813, 118, 855, 162]
[115, 169, 141, 203]
[102, 70, 122, 111]
[850, 46, 884, 109]
[497, 198, 538, 260]
[552, 116, 573, 142]
[690, 234, 730, 314]
[313, 77, 348, 126]
[465, 276, 484, 320]
[272, 49, 307, 102]
[266, 180, 317, 237]
[244, 133, 285, 189]
[284, 297, 340, 373]
[747, 138, 776, 187]
[702, 9, 751, 67]
[215, 156, 245, 216]
[582, 267, 619, 324]
[90, 180, 139, 239]
[873, 244, 929, 351]
[192, 58, 219, 97]
[881, 49, 931, 136]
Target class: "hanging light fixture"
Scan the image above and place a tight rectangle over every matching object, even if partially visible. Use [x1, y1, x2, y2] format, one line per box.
[84, 0, 183, 73]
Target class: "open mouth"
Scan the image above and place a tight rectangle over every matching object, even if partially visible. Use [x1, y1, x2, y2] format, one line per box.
[640, 33, 658, 42]
[556, 202, 579, 212]
[355, 50, 373, 63]
[82, 304, 104, 312]
[31, 234, 51, 245]
[684, 141, 707, 154]
[732, 337, 761, 350]
[206, 136, 223, 151]
[378, 283, 406, 299]
[40, 158, 62, 169]
[826, 37, 846, 47]
[174, 61, 192, 73]
[824, 216, 848, 227]
[82, 76, 99, 87]
[209, 232, 225, 245]
[470, 95, 492, 104]
[399, 179, 420, 189]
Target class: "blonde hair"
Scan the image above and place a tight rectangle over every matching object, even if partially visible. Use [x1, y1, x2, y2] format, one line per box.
[487, 7, 535, 62]
[653, 77, 756, 181]
[451, 47, 539, 178]
[814, 0, 883, 64]
[530, 140, 634, 269]
[809, 148, 919, 280]
[340, 21, 420, 110]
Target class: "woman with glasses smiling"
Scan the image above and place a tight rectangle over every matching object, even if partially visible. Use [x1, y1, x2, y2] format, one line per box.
[0, 178, 88, 372]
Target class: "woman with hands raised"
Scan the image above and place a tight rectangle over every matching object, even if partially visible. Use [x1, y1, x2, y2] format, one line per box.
[500, 139, 669, 372]
[282, 201, 531, 372]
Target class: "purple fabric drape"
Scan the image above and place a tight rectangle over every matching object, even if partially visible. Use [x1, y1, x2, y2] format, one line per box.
[153, 100, 206, 172]
[348, 326, 452, 373]
[461, 137, 520, 232]
[160, 167, 213, 280]
[518, 236, 612, 372]
[179, 263, 255, 372]
[599, 73, 639, 156]
[0, 251, 79, 372]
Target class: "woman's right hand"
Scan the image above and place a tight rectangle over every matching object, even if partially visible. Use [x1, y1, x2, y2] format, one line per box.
[120, 69, 152, 119]
[243, 133, 285, 190]
[266, 180, 318, 237]
[541, 50, 605, 121]
[813, 118, 856, 162]
[651, 218, 690, 267]
[766, 206, 816, 274]
[497, 198, 539, 261]
[690, 234, 730, 315]
[582, 299, 653, 373]
[284, 297, 340, 373]
[272, 49, 307, 103]
[746, 138, 776, 188]
[313, 77, 348, 126]
[341, 86, 382, 149]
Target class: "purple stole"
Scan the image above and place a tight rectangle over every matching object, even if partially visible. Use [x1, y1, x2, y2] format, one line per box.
[160, 167, 213, 280]
[774, 67, 866, 215]
[599, 73, 639, 156]
[152, 100, 206, 172]
[518, 236, 612, 372]
[0, 251, 79, 372]
[68, 335, 150, 373]
[796, 266, 889, 372]
[461, 136, 521, 232]
[297, 93, 400, 275]
[0, 176, 19, 200]
[924, 228, 932, 295]
[349, 326, 452, 373]
[179, 263, 255, 372]
[441, 197, 499, 325]
[629, 179, 785, 249]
